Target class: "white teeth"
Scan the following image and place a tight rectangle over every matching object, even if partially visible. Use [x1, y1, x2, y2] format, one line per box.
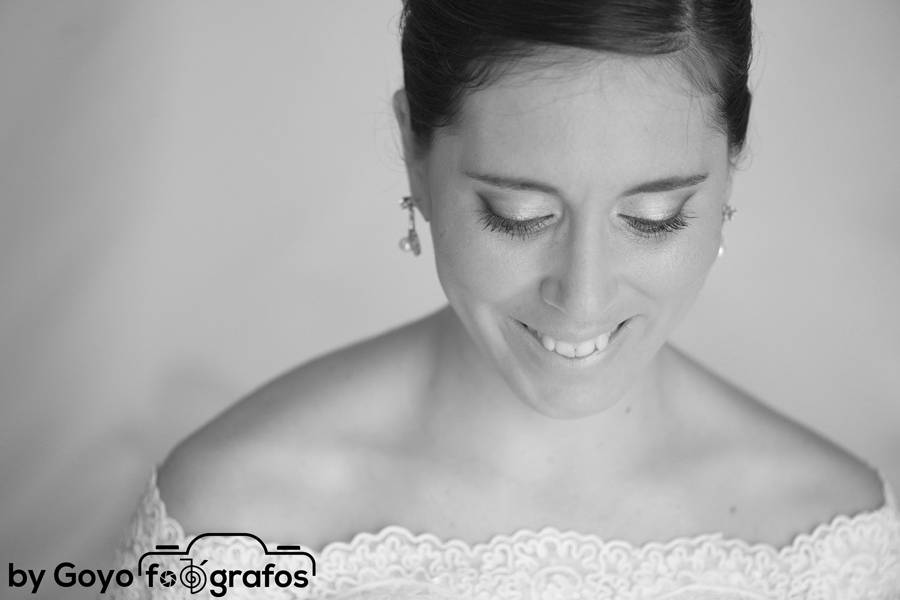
[555, 341, 576, 358]
[530, 326, 616, 359]
[541, 335, 555, 351]
[574, 340, 595, 358]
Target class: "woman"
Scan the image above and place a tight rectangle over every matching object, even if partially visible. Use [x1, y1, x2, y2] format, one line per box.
[109, 1, 900, 598]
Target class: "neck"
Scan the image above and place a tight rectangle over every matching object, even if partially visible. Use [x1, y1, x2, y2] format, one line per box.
[418, 305, 680, 484]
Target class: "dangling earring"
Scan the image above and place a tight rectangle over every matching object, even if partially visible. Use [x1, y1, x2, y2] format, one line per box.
[722, 204, 737, 221]
[398, 196, 421, 256]
[718, 203, 736, 258]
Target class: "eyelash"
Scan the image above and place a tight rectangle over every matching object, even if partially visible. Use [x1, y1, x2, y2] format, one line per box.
[477, 208, 551, 239]
[619, 212, 694, 239]
[477, 206, 694, 240]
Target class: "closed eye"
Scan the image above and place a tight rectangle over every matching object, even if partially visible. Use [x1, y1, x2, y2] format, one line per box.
[477, 207, 553, 239]
[619, 211, 693, 239]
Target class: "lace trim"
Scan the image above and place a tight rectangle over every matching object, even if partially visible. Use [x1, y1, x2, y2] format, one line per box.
[108, 466, 900, 599]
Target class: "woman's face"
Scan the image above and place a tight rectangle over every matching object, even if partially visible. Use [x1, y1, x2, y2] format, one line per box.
[399, 53, 732, 419]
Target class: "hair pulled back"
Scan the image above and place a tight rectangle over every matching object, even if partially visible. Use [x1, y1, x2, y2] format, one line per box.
[399, 0, 753, 158]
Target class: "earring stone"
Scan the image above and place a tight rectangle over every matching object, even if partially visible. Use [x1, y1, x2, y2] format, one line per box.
[399, 231, 421, 255]
[399, 196, 421, 256]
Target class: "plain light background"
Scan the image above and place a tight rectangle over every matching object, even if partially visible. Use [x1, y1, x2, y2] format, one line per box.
[0, 2, 897, 598]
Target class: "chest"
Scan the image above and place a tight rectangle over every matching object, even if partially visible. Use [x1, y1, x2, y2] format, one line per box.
[378, 461, 750, 548]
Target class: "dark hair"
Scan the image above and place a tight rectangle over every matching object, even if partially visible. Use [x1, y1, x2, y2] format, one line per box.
[399, 0, 752, 158]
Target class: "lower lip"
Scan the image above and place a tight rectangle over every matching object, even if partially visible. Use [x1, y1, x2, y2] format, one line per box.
[514, 318, 629, 368]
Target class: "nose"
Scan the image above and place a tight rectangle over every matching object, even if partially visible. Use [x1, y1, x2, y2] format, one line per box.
[540, 219, 619, 322]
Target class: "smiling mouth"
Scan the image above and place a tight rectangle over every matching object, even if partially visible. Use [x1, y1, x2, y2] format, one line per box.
[516, 319, 628, 359]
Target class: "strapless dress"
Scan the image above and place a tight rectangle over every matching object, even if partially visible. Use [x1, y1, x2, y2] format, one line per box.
[104, 466, 900, 599]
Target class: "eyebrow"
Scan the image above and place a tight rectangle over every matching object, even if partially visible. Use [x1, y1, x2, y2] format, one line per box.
[464, 170, 709, 197]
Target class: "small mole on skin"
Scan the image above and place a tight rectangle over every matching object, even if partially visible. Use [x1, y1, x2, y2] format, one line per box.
[624, 406, 632, 414]
[729, 505, 737, 515]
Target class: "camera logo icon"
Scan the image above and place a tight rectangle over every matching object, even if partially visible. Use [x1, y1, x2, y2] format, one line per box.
[137, 532, 316, 596]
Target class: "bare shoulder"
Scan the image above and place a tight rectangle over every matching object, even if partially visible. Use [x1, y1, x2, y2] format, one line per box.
[666, 345, 886, 544]
[157, 309, 441, 548]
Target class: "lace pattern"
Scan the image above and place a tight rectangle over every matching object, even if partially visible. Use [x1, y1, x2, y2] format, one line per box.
[105, 467, 900, 599]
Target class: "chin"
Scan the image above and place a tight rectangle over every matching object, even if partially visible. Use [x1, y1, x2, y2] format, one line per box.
[509, 375, 632, 420]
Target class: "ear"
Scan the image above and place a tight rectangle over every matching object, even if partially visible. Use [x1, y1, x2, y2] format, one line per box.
[393, 88, 432, 222]
[723, 169, 734, 204]
[722, 170, 735, 223]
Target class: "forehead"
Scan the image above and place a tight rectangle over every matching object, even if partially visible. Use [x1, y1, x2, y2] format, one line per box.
[449, 53, 727, 188]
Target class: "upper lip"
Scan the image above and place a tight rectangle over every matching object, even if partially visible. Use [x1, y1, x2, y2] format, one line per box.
[517, 319, 626, 342]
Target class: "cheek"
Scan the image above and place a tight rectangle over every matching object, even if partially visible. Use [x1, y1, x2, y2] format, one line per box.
[431, 208, 535, 306]
[627, 229, 717, 313]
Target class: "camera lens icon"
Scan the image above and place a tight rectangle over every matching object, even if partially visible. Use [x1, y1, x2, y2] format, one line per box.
[179, 558, 208, 593]
[160, 571, 177, 588]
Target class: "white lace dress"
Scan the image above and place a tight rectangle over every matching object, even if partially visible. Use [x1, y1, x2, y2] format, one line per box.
[105, 467, 900, 599]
